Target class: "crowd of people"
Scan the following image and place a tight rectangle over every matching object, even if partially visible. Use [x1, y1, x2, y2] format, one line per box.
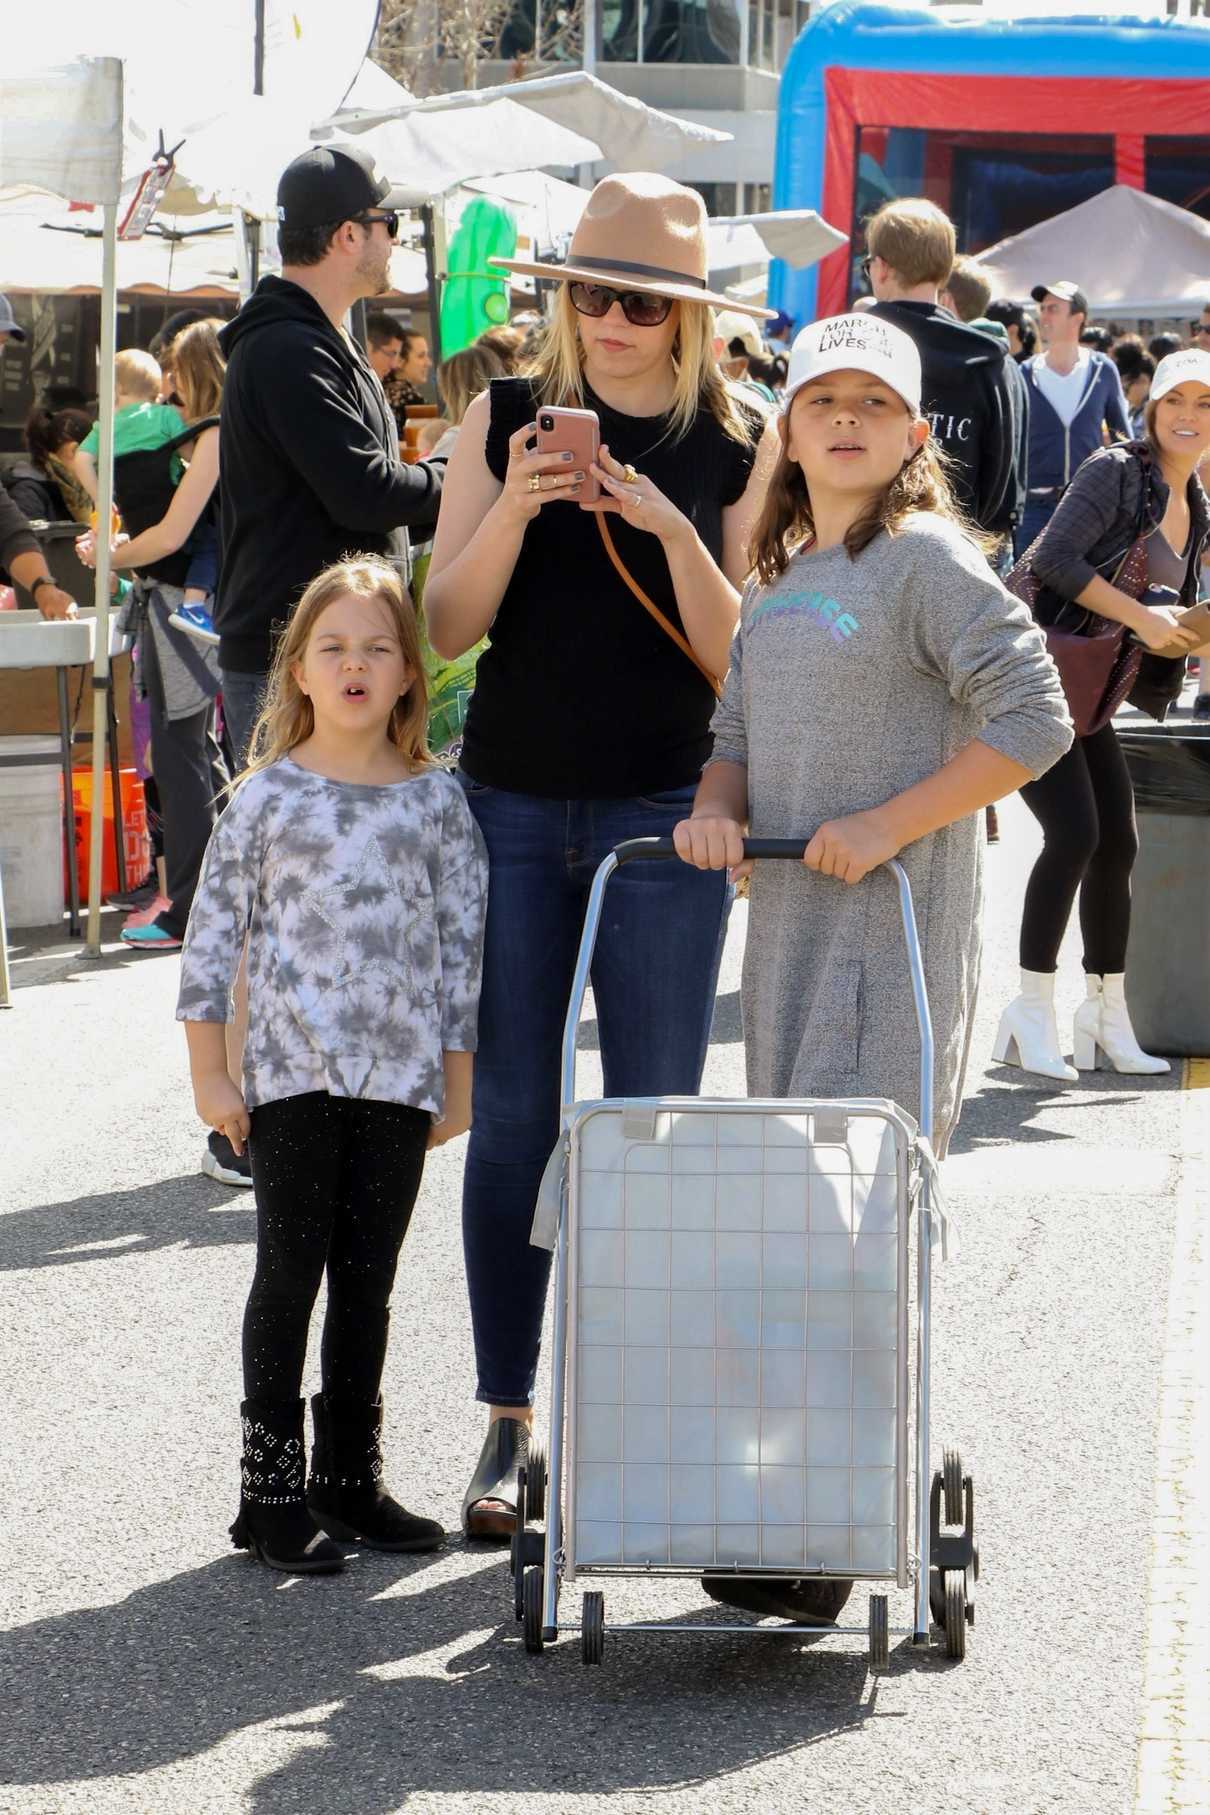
[3, 152, 1209, 1605]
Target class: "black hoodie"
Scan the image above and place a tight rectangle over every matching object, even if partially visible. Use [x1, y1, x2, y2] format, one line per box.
[216, 276, 441, 674]
[870, 300, 1027, 537]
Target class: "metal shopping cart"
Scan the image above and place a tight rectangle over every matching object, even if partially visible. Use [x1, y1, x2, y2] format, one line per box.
[510, 837, 979, 1669]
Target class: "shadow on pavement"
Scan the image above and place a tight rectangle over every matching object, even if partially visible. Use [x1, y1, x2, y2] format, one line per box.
[0, 1175, 253, 1272]
[1, 1548, 895, 1807]
[949, 1072, 1154, 1154]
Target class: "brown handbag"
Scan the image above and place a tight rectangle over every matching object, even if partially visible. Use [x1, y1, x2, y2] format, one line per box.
[1006, 512, 1150, 739]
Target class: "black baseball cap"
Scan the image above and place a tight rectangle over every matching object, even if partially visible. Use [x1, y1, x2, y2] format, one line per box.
[1031, 280, 1089, 315]
[276, 144, 408, 230]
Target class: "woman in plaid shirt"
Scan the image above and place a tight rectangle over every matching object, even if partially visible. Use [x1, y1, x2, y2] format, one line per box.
[994, 350, 1210, 1082]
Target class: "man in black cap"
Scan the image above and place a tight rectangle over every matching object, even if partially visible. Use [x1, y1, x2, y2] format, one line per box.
[216, 144, 442, 766]
[1016, 278, 1131, 556]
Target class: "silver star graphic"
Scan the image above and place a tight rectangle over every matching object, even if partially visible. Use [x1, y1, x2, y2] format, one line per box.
[299, 834, 426, 992]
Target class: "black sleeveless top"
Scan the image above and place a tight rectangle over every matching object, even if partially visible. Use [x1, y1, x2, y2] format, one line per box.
[460, 376, 762, 799]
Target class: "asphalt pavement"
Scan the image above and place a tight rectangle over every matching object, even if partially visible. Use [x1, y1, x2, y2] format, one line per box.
[0, 790, 1201, 1815]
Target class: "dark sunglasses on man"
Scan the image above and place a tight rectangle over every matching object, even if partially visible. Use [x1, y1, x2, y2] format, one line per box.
[1196, 322, 1210, 340]
[357, 210, 400, 241]
[568, 280, 673, 328]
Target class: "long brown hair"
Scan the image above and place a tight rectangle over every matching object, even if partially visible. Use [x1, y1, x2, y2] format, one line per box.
[238, 559, 430, 783]
[748, 413, 980, 585]
[172, 318, 226, 423]
[527, 284, 754, 448]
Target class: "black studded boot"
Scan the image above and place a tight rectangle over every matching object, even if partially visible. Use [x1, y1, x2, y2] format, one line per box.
[306, 1394, 444, 1553]
[229, 1398, 345, 1573]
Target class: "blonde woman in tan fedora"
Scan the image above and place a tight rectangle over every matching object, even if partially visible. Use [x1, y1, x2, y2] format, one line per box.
[425, 172, 779, 1538]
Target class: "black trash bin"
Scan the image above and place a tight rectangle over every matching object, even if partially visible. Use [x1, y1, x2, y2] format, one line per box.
[1118, 724, 1210, 1056]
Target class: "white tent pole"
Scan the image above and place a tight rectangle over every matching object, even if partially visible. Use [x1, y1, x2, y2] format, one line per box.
[84, 201, 119, 959]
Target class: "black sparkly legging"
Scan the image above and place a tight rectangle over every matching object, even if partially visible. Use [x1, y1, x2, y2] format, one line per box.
[1018, 720, 1139, 976]
[243, 1092, 429, 1404]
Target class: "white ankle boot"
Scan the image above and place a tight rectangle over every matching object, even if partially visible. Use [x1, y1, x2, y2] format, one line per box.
[993, 969, 1078, 1082]
[1072, 974, 1170, 1075]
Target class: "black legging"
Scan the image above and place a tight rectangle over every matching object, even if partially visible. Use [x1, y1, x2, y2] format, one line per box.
[243, 1092, 429, 1403]
[138, 616, 226, 938]
[1018, 720, 1139, 975]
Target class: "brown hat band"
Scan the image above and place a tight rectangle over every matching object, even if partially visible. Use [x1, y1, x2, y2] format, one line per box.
[571, 254, 707, 289]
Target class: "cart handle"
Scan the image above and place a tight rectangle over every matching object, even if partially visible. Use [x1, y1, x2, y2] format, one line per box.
[559, 837, 934, 1147]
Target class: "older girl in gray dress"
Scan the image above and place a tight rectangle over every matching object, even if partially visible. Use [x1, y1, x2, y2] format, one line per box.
[675, 313, 1072, 1621]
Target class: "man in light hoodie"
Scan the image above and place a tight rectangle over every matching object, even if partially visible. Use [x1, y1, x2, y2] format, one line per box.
[1016, 279, 1131, 557]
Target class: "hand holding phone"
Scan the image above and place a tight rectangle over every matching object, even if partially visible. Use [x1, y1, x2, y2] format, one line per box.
[535, 407, 602, 503]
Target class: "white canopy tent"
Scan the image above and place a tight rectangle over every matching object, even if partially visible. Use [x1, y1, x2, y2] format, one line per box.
[975, 186, 1210, 317]
[326, 68, 731, 173]
[1, 57, 123, 956]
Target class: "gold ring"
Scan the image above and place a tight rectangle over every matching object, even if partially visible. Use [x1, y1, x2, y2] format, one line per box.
[621, 463, 638, 485]
[528, 474, 541, 493]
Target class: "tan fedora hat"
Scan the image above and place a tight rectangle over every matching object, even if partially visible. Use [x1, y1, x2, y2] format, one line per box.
[489, 172, 776, 323]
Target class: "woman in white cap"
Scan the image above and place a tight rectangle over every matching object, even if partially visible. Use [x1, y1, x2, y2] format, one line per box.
[993, 348, 1210, 1080]
[675, 310, 1071, 1622]
[423, 173, 779, 1538]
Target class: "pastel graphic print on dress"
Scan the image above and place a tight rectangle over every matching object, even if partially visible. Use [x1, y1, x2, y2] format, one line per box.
[748, 589, 860, 645]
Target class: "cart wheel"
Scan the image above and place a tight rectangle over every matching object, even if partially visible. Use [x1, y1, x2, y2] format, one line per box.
[523, 1566, 545, 1655]
[868, 1594, 889, 1672]
[581, 1590, 605, 1666]
[944, 1571, 967, 1661]
[526, 1441, 547, 1526]
[943, 1447, 964, 1527]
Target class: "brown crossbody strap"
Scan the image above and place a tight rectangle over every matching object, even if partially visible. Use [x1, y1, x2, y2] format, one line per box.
[595, 513, 723, 699]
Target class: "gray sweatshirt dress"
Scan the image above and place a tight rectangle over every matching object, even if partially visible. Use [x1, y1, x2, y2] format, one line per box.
[709, 513, 1072, 1149]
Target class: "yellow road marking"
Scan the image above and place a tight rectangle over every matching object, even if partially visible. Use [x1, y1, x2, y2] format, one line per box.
[1184, 1058, 1210, 1090]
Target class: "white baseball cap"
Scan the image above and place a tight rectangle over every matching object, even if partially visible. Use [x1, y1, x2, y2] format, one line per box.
[1151, 348, 1210, 403]
[714, 309, 764, 362]
[784, 312, 922, 416]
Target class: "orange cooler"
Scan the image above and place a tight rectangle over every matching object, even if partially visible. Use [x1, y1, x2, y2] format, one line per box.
[64, 767, 150, 902]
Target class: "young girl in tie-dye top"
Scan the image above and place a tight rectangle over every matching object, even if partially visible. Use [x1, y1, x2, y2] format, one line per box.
[177, 556, 487, 1579]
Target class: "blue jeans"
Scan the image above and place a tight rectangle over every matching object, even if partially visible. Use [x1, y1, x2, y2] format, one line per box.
[218, 667, 267, 771]
[460, 779, 730, 1407]
[1014, 496, 1059, 563]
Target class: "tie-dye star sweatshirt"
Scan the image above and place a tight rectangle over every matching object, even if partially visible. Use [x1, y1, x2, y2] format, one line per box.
[176, 758, 488, 1117]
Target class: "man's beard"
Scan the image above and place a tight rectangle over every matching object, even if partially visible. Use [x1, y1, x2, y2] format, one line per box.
[357, 248, 392, 297]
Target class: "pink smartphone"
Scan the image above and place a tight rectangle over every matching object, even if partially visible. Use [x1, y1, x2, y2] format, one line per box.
[535, 405, 602, 503]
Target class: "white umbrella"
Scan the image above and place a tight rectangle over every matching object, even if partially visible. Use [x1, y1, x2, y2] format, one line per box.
[333, 100, 601, 211]
[711, 210, 849, 271]
[1, 189, 241, 294]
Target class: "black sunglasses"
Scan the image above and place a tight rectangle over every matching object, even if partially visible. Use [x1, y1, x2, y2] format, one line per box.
[568, 281, 674, 327]
[357, 210, 400, 242]
[1195, 323, 1210, 337]
[860, 254, 874, 281]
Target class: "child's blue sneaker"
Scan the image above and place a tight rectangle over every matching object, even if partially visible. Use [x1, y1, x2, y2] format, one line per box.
[169, 601, 220, 645]
[120, 921, 183, 952]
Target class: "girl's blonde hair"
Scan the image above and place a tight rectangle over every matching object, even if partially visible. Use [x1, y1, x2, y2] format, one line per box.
[748, 412, 982, 584]
[438, 341, 506, 426]
[172, 318, 226, 424]
[527, 284, 754, 448]
[239, 558, 430, 781]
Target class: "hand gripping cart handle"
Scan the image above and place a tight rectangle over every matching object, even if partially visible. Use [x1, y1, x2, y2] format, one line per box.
[523, 838, 973, 1669]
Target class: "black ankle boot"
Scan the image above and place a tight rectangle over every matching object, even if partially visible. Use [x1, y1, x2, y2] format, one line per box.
[230, 1398, 345, 1574]
[700, 1574, 853, 1624]
[306, 1394, 444, 1553]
